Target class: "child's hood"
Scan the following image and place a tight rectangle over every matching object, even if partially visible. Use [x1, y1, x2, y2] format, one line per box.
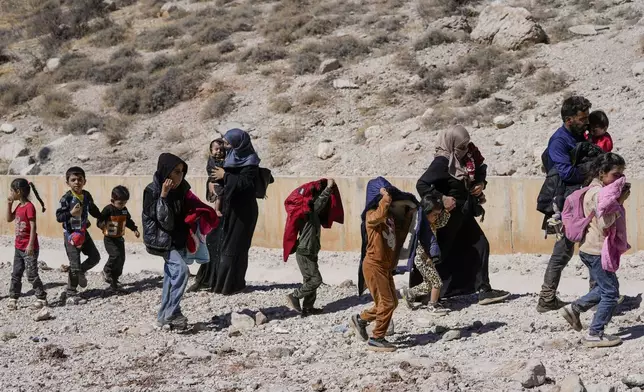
[361, 176, 418, 220]
[155, 153, 188, 183]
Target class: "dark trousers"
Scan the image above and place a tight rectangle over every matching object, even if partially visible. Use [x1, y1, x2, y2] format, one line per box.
[103, 236, 126, 283]
[64, 234, 100, 296]
[539, 237, 575, 301]
[572, 252, 619, 334]
[10, 249, 46, 300]
[292, 253, 323, 309]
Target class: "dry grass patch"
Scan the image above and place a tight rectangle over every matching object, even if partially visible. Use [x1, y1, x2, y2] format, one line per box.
[87, 57, 144, 84]
[545, 20, 573, 43]
[413, 29, 463, 51]
[417, 0, 477, 24]
[269, 95, 293, 114]
[261, 0, 339, 44]
[533, 68, 569, 95]
[136, 25, 184, 51]
[63, 111, 128, 145]
[299, 89, 327, 107]
[290, 52, 320, 75]
[414, 68, 448, 96]
[201, 91, 235, 120]
[240, 45, 288, 64]
[613, 6, 643, 25]
[90, 24, 129, 48]
[52, 53, 100, 83]
[38, 91, 76, 123]
[0, 81, 40, 108]
[269, 128, 304, 145]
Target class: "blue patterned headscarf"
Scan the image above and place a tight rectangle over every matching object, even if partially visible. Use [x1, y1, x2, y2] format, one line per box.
[223, 128, 261, 168]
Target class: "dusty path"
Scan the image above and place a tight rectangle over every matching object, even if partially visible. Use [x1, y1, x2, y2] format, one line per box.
[1, 236, 644, 392]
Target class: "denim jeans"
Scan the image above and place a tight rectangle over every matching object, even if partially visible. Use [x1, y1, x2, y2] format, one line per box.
[572, 252, 620, 335]
[10, 249, 46, 300]
[539, 236, 575, 301]
[158, 249, 189, 322]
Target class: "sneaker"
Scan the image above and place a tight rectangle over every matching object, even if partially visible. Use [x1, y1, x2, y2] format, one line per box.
[285, 294, 302, 312]
[618, 295, 625, 305]
[78, 273, 88, 288]
[29, 299, 47, 310]
[102, 271, 113, 285]
[367, 337, 397, 352]
[583, 332, 622, 348]
[167, 313, 188, 330]
[349, 314, 369, 342]
[66, 296, 87, 306]
[301, 308, 324, 318]
[7, 299, 17, 311]
[478, 289, 510, 305]
[536, 297, 568, 313]
[427, 302, 449, 316]
[560, 305, 582, 332]
[400, 288, 415, 310]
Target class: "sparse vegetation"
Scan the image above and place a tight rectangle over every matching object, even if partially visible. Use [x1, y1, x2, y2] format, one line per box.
[165, 128, 184, 143]
[413, 29, 461, 51]
[613, 6, 643, 25]
[417, 0, 477, 24]
[87, 58, 144, 84]
[111, 46, 141, 61]
[39, 91, 77, 123]
[136, 25, 184, 51]
[90, 24, 128, 48]
[299, 90, 327, 107]
[290, 52, 321, 75]
[52, 53, 100, 83]
[201, 91, 235, 120]
[415, 68, 448, 96]
[269, 128, 304, 145]
[533, 68, 569, 95]
[0, 81, 40, 108]
[63, 110, 126, 144]
[240, 45, 288, 64]
[269, 96, 293, 114]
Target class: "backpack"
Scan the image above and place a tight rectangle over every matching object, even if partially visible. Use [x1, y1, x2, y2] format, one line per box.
[561, 186, 595, 242]
[255, 167, 274, 199]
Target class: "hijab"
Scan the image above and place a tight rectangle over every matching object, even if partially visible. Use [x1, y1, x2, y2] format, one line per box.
[223, 128, 261, 168]
[435, 125, 471, 182]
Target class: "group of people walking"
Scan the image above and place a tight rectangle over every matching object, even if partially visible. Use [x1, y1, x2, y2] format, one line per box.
[6, 95, 630, 352]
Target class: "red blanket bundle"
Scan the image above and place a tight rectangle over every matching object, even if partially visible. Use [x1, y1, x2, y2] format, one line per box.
[184, 190, 219, 254]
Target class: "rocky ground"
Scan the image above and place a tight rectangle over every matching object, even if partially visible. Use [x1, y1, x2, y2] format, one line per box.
[1, 236, 644, 391]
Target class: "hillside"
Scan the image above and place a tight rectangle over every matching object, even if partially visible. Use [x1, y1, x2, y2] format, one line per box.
[1, 0, 643, 178]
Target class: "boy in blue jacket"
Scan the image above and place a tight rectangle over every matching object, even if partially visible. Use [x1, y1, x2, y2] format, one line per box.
[401, 195, 450, 315]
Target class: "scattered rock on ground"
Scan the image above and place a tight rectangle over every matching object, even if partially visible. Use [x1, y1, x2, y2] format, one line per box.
[1, 123, 16, 134]
[512, 360, 547, 388]
[175, 344, 212, 361]
[34, 308, 52, 322]
[77, 155, 90, 163]
[38, 261, 52, 271]
[311, 379, 326, 392]
[441, 330, 462, 342]
[470, 6, 548, 50]
[255, 311, 268, 326]
[332, 79, 358, 89]
[317, 142, 335, 160]
[632, 62, 644, 77]
[319, 59, 341, 74]
[623, 375, 644, 388]
[493, 116, 514, 129]
[0, 140, 28, 161]
[86, 128, 99, 135]
[158, 3, 178, 18]
[231, 312, 255, 331]
[559, 375, 586, 392]
[569, 25, 599, 36]
[45, 58, 60, 73]
[338, 279, 354, 288]
[38, 344, 66, 360]
[267, 346, 293, 359]
[586, 384, 615, 392]
[428, 15, 471, 33]
[0, 331, 17, 342]
[8, 156, 35, 175]
[364, 125, 384, 139]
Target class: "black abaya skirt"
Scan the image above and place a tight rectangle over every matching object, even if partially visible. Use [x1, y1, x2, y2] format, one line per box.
[193, 227, 222, 291]
[409, 209, 491, 297]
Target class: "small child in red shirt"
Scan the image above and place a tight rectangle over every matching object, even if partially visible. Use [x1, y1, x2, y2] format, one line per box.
[6, 178, 47, 311]
[586, 110, 613, 152]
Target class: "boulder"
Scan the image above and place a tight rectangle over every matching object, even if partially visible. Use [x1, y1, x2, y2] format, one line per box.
[1, 123, 16, 134]
[338, 279, 354, 288]
[559, 375, 586, 392]
[428, 16, 471, 33]
[45, 58, 61, 73]
[77, 155, 90, 163]
[8, 156, 35, 175]
[255, 311, 268, 326]
[569, 25, 598, 36]
[319, 58, 341, 74]
[0, 140, 28, 161]
[86, 127, 99, 135]
[230, 312, 255, 331]
[623, 374, 644, 388]
[158, 3, 178, 18]
[317, 142, 335, 160]
[34, 308, 53, 322]
[441, 330, 462, 342]
[632, 62, 644, 77]
[333, 79, 359, 89]
[103, 0, 118, 12]
[493, 116, 514, 129]
[512, 360, 547, 388]
[471, 6, 548, 50]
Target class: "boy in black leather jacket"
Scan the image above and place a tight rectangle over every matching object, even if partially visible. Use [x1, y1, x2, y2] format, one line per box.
[142, 153, 191, 330]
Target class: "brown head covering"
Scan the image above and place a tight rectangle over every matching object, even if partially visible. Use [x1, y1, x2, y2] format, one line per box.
[435, 125, 471, 182]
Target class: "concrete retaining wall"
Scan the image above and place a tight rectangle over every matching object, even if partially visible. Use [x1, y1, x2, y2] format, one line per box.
[1, 175, 640, 254]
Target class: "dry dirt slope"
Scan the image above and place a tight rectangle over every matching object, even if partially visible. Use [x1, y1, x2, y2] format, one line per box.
[0, 0, 644, 179]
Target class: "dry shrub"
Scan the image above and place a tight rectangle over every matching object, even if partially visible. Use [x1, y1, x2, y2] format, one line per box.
[453, 45, 519, 75]
[63, 111, 127, 144]
[290, 52, 320, 75]
[194, 25, 232, 45]
[315, 35, 369, 61]
[417, 0, 477, 24]
[52, 53, 100, 83]
[414, 68, 448, 96]
[269, 128, 304, 145]
[218, 41, 236, 54]
[546, 20, 573, 44]
[201, 91, 235, 120]
[240, 45, 288, 64]
[87, 58, 144, 84]
[299, 90, 327, 107]
[136, 25, 184, 51]
[394, 50, 422, 74]
[421, 101, 507, 129]
[260, 0, 338, 44]
[613, 6, 643, 25]
[273, 77, 292, 94]
[413, 29, 461, 51]
[147, 54, 176, 73]
[110, 46, 141, 61]
[0, 81, 40, 108]
[377, 87, 400, 107]
[269, 96, 293, 113]
[533, 68, 569, 95]
[90, 24, 128, 48]
[39, 91, 76, 122]
[140, 67, 205, 113]
[184, 48, 219, 69]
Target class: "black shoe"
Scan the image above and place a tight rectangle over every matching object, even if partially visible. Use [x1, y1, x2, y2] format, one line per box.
[350, 314, 369, 342]
[285, 294, 302, 312]
[167, 313, 188, 330]
[367, 337, 397, 352]
[78, 273, 88, 288]
[536, 297, 568, 313]
[478, 289, 510, 305]
[301, 308, 324, 318]
[102, 271, 113, 285]
[186, 283, 200, 293]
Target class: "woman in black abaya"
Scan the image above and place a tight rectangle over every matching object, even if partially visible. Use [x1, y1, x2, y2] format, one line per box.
[210, 128, 259, 295]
